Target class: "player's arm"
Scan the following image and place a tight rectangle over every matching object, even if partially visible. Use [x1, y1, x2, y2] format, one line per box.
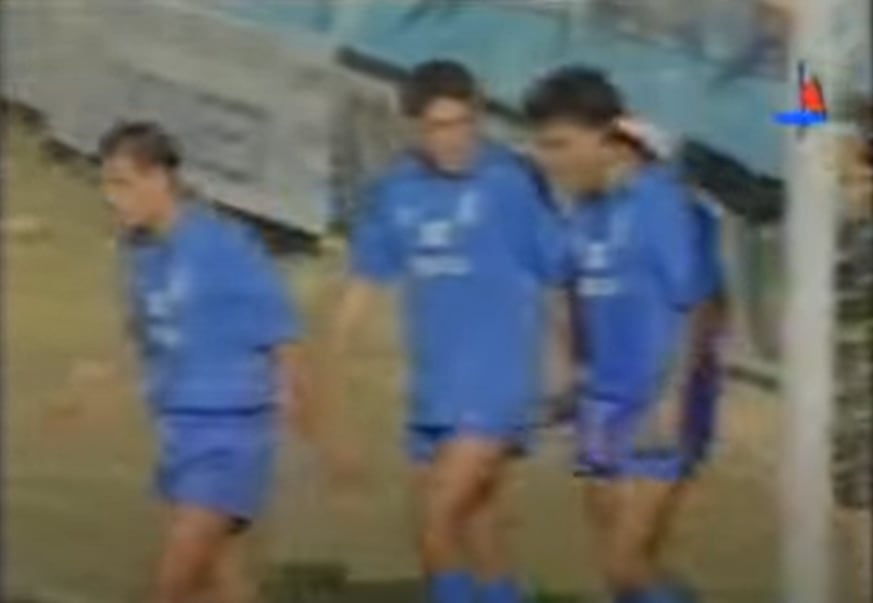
[509, 160, 577, 420]
[504, 159, 574, 357]
[222, 227, 320, 439]
[329, 177, 402, 358]
[649, 177, 699, 310]
[510, 158, 573, 286]
[318, 181, 402, 482]
[647, 177, 704, 396]
[543, 287, 578, 424]
[687, 197, 730, 365]
[327, 277, 383, 358]
[273, 342, 317, 437]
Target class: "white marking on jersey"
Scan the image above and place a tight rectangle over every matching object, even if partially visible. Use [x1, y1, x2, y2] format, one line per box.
[577, 276, 621, 297]
[418, 220, 454, 249]
[585, 242, 609, 270]
[145, 292, 172, 317]
[167, 265, 189, 307]
[410, 255, 471, 277]
[457, 190, 480, 226]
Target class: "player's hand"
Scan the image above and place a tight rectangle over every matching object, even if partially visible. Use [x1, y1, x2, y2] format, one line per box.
[40, 358, 117, 434]
[278, 393, 306, 435]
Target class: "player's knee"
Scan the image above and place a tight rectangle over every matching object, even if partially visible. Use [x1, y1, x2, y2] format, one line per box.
[428, 475, 486, 529]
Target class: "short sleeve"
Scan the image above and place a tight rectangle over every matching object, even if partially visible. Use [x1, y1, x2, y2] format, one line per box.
[216, 225, 302, 349]
[349, 179, 403, 283]
[508, 161, 572, 285]
[644, 176, 699, 308]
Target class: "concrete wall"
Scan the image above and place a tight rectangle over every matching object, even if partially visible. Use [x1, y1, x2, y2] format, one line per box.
[1, 0, 372, 234]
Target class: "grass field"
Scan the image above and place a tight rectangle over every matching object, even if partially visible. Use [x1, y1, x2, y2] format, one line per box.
[0, 116, 859, 602]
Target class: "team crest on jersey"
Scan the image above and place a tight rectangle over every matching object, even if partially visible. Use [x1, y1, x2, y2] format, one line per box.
[457, 190, 480, 226]
[418, 219, 454, 249]
[145, 291, 172, 317]
[168, 265, 190, 305]
[142, 264, 189, 349]
[584, 242, 609, 270]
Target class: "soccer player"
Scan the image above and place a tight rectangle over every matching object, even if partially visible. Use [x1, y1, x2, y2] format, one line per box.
[98, 122, 316, 603]
[329, 60, 564, 603]
[523, 67, 726, 603]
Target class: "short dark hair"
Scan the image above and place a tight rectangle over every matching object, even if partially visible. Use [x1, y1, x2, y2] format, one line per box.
[98, 121, 181, 170]
[401, 60, 478, 117]
[523, 66, 625, 128]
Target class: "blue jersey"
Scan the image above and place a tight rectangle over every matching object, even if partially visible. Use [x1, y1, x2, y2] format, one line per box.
[567, 165, 715, 405]
[350, 142, 565, 428]
[123, 203, 301, 414]
[691, 196, 726, 302]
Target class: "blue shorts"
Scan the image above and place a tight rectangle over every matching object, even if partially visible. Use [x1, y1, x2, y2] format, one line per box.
[405, 422, 531, 465]
[154, 410, 277, 521]
[574, 361, 722, 482]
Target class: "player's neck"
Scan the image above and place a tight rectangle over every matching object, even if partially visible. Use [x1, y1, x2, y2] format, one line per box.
[149, 194, 181, 238]
[601, 155, 636, 193]
[415, 142, 481, 177]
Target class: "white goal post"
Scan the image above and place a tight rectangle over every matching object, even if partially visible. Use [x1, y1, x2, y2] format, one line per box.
[780, 0, 844, 601]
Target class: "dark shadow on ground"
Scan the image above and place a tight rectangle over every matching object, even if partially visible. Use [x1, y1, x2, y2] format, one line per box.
[262, 562, 582, 602]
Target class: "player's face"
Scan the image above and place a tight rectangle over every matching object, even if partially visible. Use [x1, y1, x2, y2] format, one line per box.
[530, 119, 613, 195]
[414, 98, 480, 173]
[100, 155, 171, 230]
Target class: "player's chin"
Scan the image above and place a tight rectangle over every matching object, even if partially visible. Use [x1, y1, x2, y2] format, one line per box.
[543, 175, 577, 197]
[117, 214, 147, 233]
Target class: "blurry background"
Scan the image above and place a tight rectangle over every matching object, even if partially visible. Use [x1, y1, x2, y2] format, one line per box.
[1, 1, 869, 602]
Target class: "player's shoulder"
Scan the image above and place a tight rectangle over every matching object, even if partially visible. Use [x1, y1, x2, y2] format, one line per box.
[479, 141, 554, 202]
[376, 150, 429, 188]
[689, 189, 723, 229]
[181, 201, 263, 259]
[634, 163, 686, 195]
[362, 151, 430, 212]
[632, 163, 695, 214]
[479, 141, 538, 178]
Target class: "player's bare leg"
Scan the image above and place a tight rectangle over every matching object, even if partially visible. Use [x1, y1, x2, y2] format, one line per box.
[604, 479, 684, 597]
[645, 480, 692, 562]
[411, 463, 435, 575]
[583, 480, 621, 586]
[416, 436, 509, 602]
[148, 504, 237, 603]
[201, 531, 258, 603]
[466, 465, 511, 582]
[419, 437, 505, 573]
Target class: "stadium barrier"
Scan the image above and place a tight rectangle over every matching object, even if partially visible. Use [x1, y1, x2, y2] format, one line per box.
[2, 0, 381, 234]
